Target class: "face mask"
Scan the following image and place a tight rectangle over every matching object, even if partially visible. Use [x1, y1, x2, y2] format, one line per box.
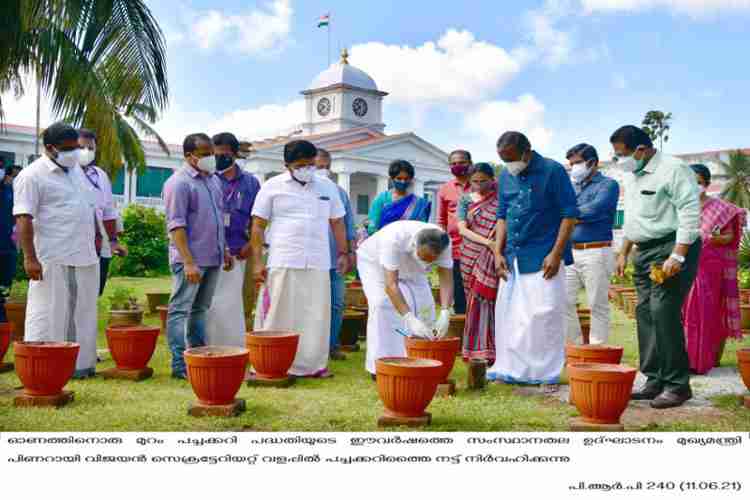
[505, 160, 527, 176]
[54, 149, 80, 170]
[196, 155, 216, 175]
[215, 154, 234, 172]
[616, 153, 647, 173]
[78, 149, 95, 166]
[291, 166, 315, 184]
[315, 168, 332, 179]
[451, 164, 470, 177]
[698, 185, 707, 195]
[393, 180, 411, 193]
[569, 162, 592, 184]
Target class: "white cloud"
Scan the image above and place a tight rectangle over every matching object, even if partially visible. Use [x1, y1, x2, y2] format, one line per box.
[581, 0, 750, 16]
[190, 0, 293, 56]
[349, 30, 522, 106]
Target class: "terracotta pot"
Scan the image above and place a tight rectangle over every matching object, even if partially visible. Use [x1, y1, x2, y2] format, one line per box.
[566, 344, 624, 365]
[145, 292, 170, 314]
[568, 362, 636, 425]
[344, 286, 368, 309]
[108, 308, 144, 327]
[740, 305, 750, 330]
[447, 314, 465, 342]
[340, 310, 366, 347]
[0, 322, 11, 364]
[4, 301, 26, 342]
[737, 348, 750, 391]
[105, 325, 160, 370]
[739, 289, 750, 305]
[245, 330, 300, 380]
[14, 341, 79, 396]
[184, 346, 248, 406]
[157, 306, 168, 335]
[405, 336, 460, 383]
[375, 357, 443, 418]
[577, 308, 591, 344]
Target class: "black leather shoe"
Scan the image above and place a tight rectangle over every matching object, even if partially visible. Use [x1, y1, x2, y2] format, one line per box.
[630, 383, 663, 400]
[650, 386, 693, 409]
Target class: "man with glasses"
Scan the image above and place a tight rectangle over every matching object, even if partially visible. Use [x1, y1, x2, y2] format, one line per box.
[163, 133, 234, 380]
[612, 125, 700, 409]
[251, 140, 350, 378]
[437, 149, 472, 314]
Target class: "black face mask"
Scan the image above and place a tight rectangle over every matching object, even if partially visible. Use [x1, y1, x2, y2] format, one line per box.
[215, 154, 234, 172]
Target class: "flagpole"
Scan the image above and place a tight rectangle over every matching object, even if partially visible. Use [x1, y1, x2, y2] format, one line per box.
[327, 14, 331, 66]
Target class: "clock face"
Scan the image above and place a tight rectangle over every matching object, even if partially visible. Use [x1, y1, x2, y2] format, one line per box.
[352, 97, 368, 118]
[317, 97, 331, 116]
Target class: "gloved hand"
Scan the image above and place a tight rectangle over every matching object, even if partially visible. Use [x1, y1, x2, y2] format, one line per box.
[434, 309, 451, 338]
[403, 312, 432, 339]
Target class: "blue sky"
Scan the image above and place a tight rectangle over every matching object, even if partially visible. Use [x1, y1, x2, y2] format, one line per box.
[4, 0, 750, 162]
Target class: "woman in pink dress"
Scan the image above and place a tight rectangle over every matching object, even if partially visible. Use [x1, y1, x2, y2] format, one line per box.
[682, 163, 746, 374]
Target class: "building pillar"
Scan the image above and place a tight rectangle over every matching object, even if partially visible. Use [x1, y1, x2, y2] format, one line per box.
[123, 167, 131, 205]
[414, 179, 425, 197]
[337, 171, 351, 195]
[376, 174, 389, 195]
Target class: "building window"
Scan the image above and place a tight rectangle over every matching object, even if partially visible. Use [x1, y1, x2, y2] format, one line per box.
[614, 209, 624, 229]
[357, 194, 369, 215]
[111, 169, 125, 195]
[0, 151, 15, 168]
[136, 166, 172, 198]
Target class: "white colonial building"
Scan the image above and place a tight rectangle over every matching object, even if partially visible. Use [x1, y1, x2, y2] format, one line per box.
[0, 50, 451, 224]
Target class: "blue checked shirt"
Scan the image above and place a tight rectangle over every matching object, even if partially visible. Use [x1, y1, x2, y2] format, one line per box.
[571, 172, 620, 244]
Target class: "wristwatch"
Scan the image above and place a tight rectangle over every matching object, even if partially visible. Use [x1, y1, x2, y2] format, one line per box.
[670, 253, 685, 264]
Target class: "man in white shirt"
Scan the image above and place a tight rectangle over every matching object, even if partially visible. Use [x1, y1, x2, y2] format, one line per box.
[251, 140, 350, 378]
[356, 220, 455, 376]
[78, 129, 127, 295]
[13, 122, 100, 378]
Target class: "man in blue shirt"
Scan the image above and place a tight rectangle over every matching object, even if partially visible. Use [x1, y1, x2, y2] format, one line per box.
[315, 148, 356, 360]
[563, 144, 620, 346]
[488, 131, 579, 387]
[0, 160, 16, 322]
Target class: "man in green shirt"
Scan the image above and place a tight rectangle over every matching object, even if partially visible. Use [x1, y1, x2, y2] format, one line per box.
[613, 125, 701, 409]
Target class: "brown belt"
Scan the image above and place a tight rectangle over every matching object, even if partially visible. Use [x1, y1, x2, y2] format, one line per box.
[573, 241, 612, 250]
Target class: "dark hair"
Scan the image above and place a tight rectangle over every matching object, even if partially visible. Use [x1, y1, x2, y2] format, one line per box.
[496, 131, 531, 153]
[43, 122, 79, 147]
[416, 228, 450, 256]
[284, 140, 317, 164]
[316, 147, 331, 158]
[689, 163, 711, 184]
[183, 133, 212, 156]
[212, 132, 240, 153]
[609, 125, 653, 150]
[565, 143, 598, 163]
[388, 159, 415, 179]
[468, 162, 495, 178]
[449, 149, 472, 162]
[78, 128, 97, 142]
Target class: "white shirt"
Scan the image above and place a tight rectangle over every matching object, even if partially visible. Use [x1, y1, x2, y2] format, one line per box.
[357, 220, 453, 281]
[13, 156, 98, 266]
[252, 171, 345, 270]
[82, 164, 117, 258]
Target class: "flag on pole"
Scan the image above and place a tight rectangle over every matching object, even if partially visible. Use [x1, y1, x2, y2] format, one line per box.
[317, 14, 330, 28]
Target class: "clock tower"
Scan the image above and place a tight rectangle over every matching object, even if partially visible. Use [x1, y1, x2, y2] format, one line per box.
[301, 49, 388, 135]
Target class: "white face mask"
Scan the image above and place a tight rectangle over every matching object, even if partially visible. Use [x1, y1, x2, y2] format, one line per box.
[79, 149, 96, 166]
[291, 166, 315, 183]
[54, 149, 80, 169]
[315, 168, 332, 179]
[505, 160, 527, 176]
[196, 155, 216, 175]
[615, 155, 638, 173]
[569, 161, 592, 184]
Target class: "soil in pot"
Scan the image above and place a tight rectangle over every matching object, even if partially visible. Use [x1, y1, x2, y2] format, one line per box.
[375, 357, 443, 418]
[405, 336, 460, 383]
[184, 346, 248, 406]
[14, 341, 79, 396]
[106, 325, 160, 370]
[568, 362, 636, 425]
[566, 344, 624, 365]
[245, 330, 300, 380]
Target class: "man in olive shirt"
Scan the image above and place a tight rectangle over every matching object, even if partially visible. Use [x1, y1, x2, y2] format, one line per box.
[613, 125, 701, 409]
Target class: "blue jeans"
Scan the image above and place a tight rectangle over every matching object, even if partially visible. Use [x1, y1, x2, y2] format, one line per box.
[329, 269, 345, 351]
[167, 263, 220, 376]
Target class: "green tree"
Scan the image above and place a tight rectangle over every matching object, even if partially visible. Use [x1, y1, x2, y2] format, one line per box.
[719, 150, 750, 210]
[641, 110, 673, 150]
[0, 0, 169, 176]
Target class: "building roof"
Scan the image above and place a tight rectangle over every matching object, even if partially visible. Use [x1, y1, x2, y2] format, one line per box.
[305, 49, 384, 95]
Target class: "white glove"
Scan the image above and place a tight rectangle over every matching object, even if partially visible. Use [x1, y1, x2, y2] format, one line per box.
[403, 312, 432, 339]
[434, 309, 451, 338]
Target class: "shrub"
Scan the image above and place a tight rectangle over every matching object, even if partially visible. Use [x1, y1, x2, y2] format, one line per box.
[108, 285, 139, 310]
[109, 204, 170, 277]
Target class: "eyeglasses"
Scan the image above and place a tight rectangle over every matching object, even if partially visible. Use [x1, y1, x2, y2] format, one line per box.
[449, 161, 470, 167]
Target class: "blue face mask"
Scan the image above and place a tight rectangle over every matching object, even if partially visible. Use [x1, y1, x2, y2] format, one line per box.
[215, 154, 234, 172]
[393, 180, 411, 193]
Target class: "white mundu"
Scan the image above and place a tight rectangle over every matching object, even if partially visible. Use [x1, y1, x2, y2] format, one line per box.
[356, 221, 452, 374]
[205, 260, 247, 347]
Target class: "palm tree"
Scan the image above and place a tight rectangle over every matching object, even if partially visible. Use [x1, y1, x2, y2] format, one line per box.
[719, 150, 750, 210]
[0, 0, 169, 174]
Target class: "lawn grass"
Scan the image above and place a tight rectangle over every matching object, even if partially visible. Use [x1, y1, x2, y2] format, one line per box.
[1, 277, 749, 432]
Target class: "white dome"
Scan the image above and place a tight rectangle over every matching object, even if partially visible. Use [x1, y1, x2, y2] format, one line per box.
[309, 61, 378, 92]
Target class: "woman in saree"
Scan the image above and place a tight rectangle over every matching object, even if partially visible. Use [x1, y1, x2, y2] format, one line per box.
[682, 163, 746, 374]
[457, 162, 499, 364]
[367, 160, 431, 235]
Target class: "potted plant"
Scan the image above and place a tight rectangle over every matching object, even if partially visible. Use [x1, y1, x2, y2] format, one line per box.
[184, 346, 248, 406]
[107, 286, 144, 326]
[4, 280, 28, 342]
[568, 362, 636, 426]
[14, 341, 79, 396]
[245, 330, 300, 381]
[375, 357, 443, 420]
[145, 291, 170, 314]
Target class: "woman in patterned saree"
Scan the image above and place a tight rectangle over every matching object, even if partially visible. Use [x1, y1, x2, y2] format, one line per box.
[367, 160, 431, 235]
[457, 162, 499, 364]
[682, 163, 746, 374]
